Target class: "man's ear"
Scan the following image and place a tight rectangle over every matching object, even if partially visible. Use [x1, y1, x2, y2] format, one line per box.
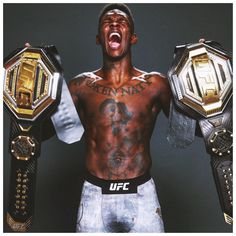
[96, 35, 100, 45]
[131, 33, 138, 45]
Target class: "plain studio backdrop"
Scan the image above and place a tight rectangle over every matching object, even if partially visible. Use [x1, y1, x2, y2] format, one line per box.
[3, 3, 232, 233]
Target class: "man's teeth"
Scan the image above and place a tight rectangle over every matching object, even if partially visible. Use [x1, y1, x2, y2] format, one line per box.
[109, 32, 121, 40]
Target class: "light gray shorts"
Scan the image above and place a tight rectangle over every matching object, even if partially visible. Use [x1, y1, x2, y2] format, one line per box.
[76, 173, 164, 233]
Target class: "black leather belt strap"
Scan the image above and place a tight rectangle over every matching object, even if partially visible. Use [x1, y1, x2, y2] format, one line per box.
[4, 45, 63, 231]
[167, 41, 233, 224]
[198, 101, 232, 223]
[211, 156, 232, 224]
[7, 121, 41, 231]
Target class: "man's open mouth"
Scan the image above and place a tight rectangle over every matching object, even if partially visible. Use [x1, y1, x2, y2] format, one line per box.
[108, 32, 122, 49]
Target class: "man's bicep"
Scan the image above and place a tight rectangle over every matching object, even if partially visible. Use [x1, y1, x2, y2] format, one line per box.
[160, 80, 172, 117]
[68, 79, 79, 106]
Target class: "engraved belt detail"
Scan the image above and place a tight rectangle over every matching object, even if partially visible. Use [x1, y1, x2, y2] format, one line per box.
[167, 41, 233, 224]
[4, 46, 63, 232]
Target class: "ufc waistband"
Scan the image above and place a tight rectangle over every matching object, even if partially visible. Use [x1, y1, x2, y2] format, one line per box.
[85, 171, 151, 194]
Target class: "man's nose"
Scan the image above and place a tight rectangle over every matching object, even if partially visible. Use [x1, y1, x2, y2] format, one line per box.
[110, 20, 119, 28]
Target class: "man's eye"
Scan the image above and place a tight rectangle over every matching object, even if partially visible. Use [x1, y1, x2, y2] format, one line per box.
[102, 19, 111, 24]
[120, 20, 129, 25]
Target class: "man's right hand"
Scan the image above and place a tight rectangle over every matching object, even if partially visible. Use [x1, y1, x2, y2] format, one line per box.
[199, 38, 206, 43]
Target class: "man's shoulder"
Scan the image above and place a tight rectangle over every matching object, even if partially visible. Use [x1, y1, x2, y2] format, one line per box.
[69, 72, 98, 87]
[143, 71, 171, 94]
[146, 71, 166, 79]
[143, 71, 167, 85]
[71, 72, 93, 82]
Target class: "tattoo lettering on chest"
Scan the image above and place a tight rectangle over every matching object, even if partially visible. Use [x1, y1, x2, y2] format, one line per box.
[99, 99, 132, 136]
[86, 77, 152, 97]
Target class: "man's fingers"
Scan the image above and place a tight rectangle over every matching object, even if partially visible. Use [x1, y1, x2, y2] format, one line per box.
[199, 38, 206, 43]
[25, 42, 31, 47]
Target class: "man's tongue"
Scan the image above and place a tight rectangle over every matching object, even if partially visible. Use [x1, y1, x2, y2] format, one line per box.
[108, 34, 121, 49]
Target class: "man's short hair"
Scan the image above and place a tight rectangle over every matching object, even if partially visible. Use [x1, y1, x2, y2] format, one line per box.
[98, 3, 134, 32]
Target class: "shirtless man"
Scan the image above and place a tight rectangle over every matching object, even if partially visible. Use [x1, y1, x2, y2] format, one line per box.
[68, 3, 171, 232]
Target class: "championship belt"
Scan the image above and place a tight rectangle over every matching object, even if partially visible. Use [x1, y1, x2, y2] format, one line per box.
[167, 41, 233, 224]
[4, 46, 63, 231]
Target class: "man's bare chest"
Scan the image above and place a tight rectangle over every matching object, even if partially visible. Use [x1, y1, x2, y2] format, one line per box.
[78, 78, 160, 125]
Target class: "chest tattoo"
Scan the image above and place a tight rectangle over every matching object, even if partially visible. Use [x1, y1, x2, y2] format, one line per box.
[99, 99, 133, 136]
[85, 77, 152, 97]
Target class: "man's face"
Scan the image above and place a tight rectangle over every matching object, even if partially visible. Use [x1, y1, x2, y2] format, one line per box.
[97, 9, 136, 59]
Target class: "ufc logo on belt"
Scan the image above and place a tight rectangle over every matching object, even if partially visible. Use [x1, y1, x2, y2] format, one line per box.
[109, 182, 130, 191]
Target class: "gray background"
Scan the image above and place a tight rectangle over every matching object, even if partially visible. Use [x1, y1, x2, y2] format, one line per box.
[3, 3, 232, 232]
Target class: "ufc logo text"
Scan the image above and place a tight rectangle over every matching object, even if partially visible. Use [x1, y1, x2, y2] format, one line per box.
[109, 182, 130, 191]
